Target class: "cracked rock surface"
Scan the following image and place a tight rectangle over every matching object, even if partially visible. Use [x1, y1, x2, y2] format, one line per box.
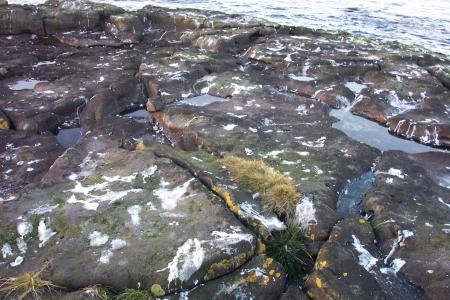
[1, 0, 449, 299]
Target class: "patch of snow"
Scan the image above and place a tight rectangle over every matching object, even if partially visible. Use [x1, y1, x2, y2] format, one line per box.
[2, 243, 13, 259]
[10, 256, 23, 267]
[300, 136, 326, 148]
[127, 205, 142, 226]
[380, 258, 406, 275]
[352, 235, 378, 271]
[154, 178, 195, 210]
[38, 219, 56, 248]
[89, 231, 109, 247]
[223, 124, 238, 131]
[158, 238, 205, 286]
[239, 202, 286, 231]
[295, 195, 317, 229]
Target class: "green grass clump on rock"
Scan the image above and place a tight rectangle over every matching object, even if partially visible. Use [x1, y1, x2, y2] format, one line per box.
[222, 156, 300, 216]
[114, 289, 152, 300]
[266, 224, 313, 280]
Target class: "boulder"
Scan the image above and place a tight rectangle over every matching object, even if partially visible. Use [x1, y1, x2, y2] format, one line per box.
[105, 13, 144, 43]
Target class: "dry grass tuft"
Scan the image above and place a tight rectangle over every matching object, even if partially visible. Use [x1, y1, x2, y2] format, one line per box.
[222, 156, 300, 216]
[82, 284, 109, 300]
[0, 269, 58, 300]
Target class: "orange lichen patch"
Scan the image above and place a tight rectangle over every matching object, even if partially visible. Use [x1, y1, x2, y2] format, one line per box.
[257, 239, 266, 255]
[203, 253, 249, 281]
[262, 258, 273, 269]
[318, 260, 328, 269]
[211, 185, 240, 214]
[135, 140, 145, 150]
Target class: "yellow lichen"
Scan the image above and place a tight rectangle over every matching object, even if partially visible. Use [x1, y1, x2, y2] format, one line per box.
[211, 185, 240, 214]
[318, 260, 327, 269]
[275, 272, 281, 278]
[269, 270, 275, 276]
[342, 272, 348, 277]
[0, 119, 8, 130]
[307, 291, 314, 298]
[315, 277, 322, 288]
[150, 284, 165, 297]
[262, 258, 273, 269]
[359, 218, 366, 224]
[203, 253, 248, 281]
[257, 239, 266, 255]
[135, 140, 145, 150]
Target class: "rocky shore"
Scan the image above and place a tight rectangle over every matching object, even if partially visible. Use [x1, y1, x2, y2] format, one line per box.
[0, 0, 449, 299]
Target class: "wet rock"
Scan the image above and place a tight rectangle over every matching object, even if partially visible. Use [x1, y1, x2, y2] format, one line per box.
[305, 217, 385, 300]
[54, 33, 123, 48]
[42, 0, 124, 34]
[0, 5, 45, 35]
[0, 141, 256, 295]
[166, 256, 286, 300]
[0, 108, 10, 129]
[314, 84, 354, 108]
[80, 77, 146, 127]
[279, 286, 309, 300]
[0, 130, 64, 202]
[105, 13, 144, 43]
[363, 151, 450, 299]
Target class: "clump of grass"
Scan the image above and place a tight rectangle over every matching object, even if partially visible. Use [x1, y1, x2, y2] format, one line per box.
[114, 289, 151, 300]
[266, 224, 313, 280]
[82, 284, 110, 299]
[221, 156, 300, 216]
[0, 269, 59, 300]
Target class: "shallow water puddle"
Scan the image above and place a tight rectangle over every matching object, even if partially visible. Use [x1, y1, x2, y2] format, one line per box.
[8, 79, 47, 90]
[330, 109, 445, 153]
[179, 94, 229, 106]
[56, 128, 85, 148]
[123, 109, 149, 123]
[336, 171, 374, 215]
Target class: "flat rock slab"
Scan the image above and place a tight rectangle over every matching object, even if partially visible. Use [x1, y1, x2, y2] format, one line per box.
[364, 151, 450, 300]
[0, 140, 255, 295]
[166, 256, 286, 300]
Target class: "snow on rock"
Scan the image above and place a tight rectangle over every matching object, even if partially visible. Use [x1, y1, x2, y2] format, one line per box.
[158, 238, 205, 287]
[154, 178, 195, 210]
[38, 219, 56, 248]
[295, 195, 317, 229]
[352, 235, 378, 272]
[89, 231, 109, 247]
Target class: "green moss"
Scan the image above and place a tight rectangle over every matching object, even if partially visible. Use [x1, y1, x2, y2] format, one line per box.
[52, 213, 81, 238]
[188, 199, 202, 213]
[0, 223, 17, 245]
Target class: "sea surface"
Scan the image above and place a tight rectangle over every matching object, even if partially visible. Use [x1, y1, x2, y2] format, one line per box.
[9, 0, 450, 56]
